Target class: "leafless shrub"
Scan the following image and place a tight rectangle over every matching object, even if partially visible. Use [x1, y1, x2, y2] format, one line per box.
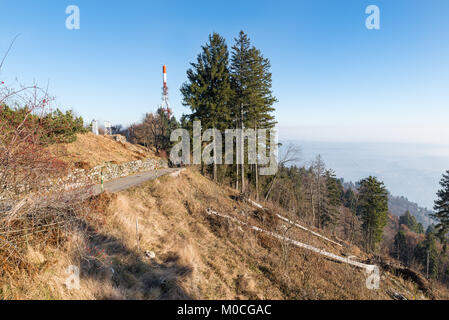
[0, 45, 92, 278]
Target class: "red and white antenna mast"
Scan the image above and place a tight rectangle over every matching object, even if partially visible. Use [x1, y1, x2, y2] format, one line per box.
[162, 65, 171, 118]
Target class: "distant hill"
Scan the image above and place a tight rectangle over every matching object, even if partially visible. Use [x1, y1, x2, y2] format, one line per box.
[388, 194, 435, 229]
[341, 180, 435, 229]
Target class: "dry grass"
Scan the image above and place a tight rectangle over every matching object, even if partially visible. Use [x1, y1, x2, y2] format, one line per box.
[2, 167, 449, 300]
[47, 132, 157, 168]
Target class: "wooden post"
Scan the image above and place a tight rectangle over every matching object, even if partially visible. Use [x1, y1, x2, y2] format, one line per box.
[136, 217, 140, 252]
[100, 167, 104, 193]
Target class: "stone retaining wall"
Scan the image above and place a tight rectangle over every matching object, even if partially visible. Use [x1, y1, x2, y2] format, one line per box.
[66, 158, 168, 186]
[87, 158, 168, 182]
[1, 158, 169, 200]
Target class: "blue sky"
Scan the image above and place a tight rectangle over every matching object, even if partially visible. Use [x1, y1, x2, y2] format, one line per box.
[2, 0, 449, 208]
[1, 0, 448, 144]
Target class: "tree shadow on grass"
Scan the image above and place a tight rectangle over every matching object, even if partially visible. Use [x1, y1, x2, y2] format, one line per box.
[75, 220, 193, 300]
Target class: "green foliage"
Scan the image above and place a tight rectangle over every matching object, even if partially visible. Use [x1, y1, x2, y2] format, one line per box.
[426, 224, 436, 236]
[321, 169, 341, 229]
[399, 210, 424, 234]
[388, 194, 433, 229]
[393, 229, 408, 262]
[343, 188, 358, 214]
[415, 232, 439, 279]
[0, 105, 86, 145]
[357, 176, 389, 252]
[229, 31, 277, 192]
[181, 33, 233, 131]
[180, 33, 233, 180]
[230, 31, 277, 130]
[180, 31, 277, 186]
[432, 170, 449, 248]
[41, 109, 87, 144]
[155, 107, 179, 152]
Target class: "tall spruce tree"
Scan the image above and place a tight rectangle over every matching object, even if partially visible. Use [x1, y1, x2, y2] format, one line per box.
[415, 232, 439, 279]
[343, 188, 358, 214]
[432, 170, 449, 250]
[357, 176, 389, 252]
[180, 33, 233, 181]
[322, 169, 341, 230]
[230, 31, 277, 196]
[311, 155, 327, 228]
[399, 210, 424, 234]
[230, 31, 251, 192]
[393, 229, 407, 262]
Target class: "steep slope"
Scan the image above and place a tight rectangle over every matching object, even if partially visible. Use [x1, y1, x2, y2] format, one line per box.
[4, 168, 448, 300]
[47, 132, 157, 168]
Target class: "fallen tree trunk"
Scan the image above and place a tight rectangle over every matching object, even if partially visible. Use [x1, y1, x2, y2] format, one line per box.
[246, 198, 343, 248]
[206, 208, 376, 272]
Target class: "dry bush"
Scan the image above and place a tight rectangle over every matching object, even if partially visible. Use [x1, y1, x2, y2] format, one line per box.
[0, 190, 92, 279]
[0, 75, 93, 283]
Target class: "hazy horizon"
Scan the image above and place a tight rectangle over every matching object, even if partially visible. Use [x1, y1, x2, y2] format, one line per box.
[282, 139, 448, 211]
[2, 0, 448, 210]
[2, 0, 449, 146]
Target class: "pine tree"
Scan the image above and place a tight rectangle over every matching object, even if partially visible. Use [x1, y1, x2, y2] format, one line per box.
[321, 169, 341, 230]
[426, 224, 436, 236]
[399, 210, 423, 234]
[432, 170, 449, 250]
[180, 33, 233, 181]
[357, 176, 389, 252]
[230, 31, 251, 192]
[415, 232, 439, 279]
[343, 188, 358, 214]
[230, 31, 277, 196]
[311, 155, 327, 228]
[155, 107, 179, 153]
[393, 229, 407, 262]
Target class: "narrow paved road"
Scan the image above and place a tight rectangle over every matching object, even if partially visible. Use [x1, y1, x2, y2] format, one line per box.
[91, 168, 179, 195]
[1, 168, 180, 214]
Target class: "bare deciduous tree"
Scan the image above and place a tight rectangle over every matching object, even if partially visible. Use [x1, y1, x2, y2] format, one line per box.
[264, 143, 301, 201]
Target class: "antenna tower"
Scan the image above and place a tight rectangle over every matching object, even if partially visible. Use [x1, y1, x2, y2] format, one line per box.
[162, 65, 172, 118]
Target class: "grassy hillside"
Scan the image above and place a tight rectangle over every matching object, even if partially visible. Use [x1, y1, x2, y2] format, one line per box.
[47, 132, 157, 169]
[2, 168, 448, 300]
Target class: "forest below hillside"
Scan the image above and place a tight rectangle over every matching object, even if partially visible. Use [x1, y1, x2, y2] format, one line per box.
[388, 195, 435, 228]
[112, 30, 449, 287]
[3, 28, 449, 298]
[343, 180, 434, 228]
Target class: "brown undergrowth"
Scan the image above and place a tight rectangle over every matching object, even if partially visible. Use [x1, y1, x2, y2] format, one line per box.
[1, 168, 448, 300]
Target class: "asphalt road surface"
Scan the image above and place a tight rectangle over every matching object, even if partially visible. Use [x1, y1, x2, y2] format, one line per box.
[91, 168, 179, 195]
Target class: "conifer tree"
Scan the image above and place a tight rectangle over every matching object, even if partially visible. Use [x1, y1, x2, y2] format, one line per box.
[230, 31, 277, 196]
[399, 210, 424, 234]
[426, 224, 436, 236]
[357, 176, 389, 252]
[415, 232, 439, 279]
[311, 155, 327, 228]
[181, 33, 233, 181]
[343, 188, 358, 214]
[393, 229, 407, 262]
[432, 170, 449, 250]
[321, 169, 341, 230]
